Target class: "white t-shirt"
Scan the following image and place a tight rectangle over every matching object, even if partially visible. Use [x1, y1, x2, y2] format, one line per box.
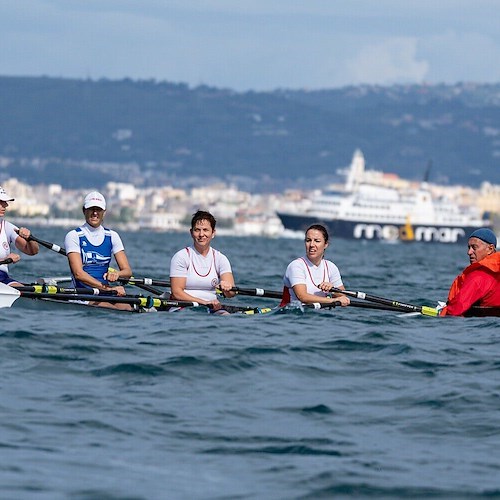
[170, 246, 232, 301]
[0, 219, 19, 273]
[64, 223, 125, 255]
[283, 256, 343, 302]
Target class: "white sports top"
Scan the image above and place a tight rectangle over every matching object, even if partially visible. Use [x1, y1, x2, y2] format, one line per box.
[64, 223, 125, 255]
[283, 256, 343, 302]
[170, 246, 232, 301]
[0, 219, 19, 273]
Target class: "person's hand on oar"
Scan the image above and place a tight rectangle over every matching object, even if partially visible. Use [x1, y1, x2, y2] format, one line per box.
[0, 211, 40, 285]
[22, 232, 65, 255]
[103, 268, 131, 297]
[14, 227, 39, 256]
[1, 254, 20, 265]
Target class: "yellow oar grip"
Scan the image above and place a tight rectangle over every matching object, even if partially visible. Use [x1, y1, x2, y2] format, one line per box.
[421, 306, 439, 317]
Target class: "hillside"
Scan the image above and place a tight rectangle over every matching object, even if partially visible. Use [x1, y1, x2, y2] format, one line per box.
[0, 76, 499, 190]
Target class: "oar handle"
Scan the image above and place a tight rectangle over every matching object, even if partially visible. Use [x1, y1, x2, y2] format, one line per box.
[118, 277, 171, 287]
[0, 258, 14, 265]
[109, 270, 163, 295]
[301, 301, 342, 310]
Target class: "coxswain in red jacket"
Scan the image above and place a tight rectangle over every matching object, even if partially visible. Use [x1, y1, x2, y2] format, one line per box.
[441, 228, 500, 316]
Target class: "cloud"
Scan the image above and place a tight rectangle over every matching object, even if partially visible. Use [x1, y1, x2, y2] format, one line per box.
[346, 38, 429, 86]
[421, 30, 500, 83]
[1, 1, 499, 90]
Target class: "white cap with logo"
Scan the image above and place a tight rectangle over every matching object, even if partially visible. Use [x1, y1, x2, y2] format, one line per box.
[0, 186, 15, 202]
[83, 191, 106, 210]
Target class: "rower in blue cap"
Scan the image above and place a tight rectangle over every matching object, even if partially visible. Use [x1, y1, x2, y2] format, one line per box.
[441, 227, 499, 316]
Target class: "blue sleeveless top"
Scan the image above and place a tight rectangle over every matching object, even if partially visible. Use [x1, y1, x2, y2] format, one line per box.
[73, 227, 113, 288]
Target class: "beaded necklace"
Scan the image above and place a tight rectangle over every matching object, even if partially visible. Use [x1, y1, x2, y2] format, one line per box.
[186, 247, 216, 277]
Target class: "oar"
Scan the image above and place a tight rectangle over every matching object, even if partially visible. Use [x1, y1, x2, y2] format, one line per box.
[328, 286, 439, 317]
[119, 279, 277, 314]
[217, 304, 274, 315]
[23, 232, 67, 255]
[118, 277, 170, 287]
[109, 269, 163, 295]
[0, 258, 14, 265]
[0, 282, 22, 308]
[120, 280, 284, 301]
[347, 300, 415, 312]
[0, 283, 202, 311]
[36, 276, 73, 285]
[228, 287, 408, 312]
[0, 282, 271, 314]
[228, 286, 283, 299]
[120, 276, 269, 299]
[21, 231, 162, 295]
[227, 286, 414, 311]
[293, 300, 409, 312]
[13, 284, 119, 296]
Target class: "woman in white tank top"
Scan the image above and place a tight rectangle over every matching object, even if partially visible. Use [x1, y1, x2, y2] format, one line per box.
[0, 186, 39, 286]
[282, 224, 350, 307]
[170, 210, 236, 310]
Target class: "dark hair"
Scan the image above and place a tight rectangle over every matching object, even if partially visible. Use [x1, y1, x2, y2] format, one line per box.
[305, 224, 329, 243]
[191, 210, 216, 230]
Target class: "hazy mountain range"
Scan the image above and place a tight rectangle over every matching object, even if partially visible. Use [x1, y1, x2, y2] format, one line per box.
[1, 75, 499, 192]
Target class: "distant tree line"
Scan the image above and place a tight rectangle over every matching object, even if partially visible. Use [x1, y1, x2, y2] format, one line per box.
[0, 76, 499, 190]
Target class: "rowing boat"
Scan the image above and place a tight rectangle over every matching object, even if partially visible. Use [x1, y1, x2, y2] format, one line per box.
[3, 276, 497, 317]
[15, 232, 498, 318]
[1, 282, 440, 318]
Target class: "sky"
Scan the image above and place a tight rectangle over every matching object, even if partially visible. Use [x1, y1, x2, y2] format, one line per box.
[1, 0, 500, 92]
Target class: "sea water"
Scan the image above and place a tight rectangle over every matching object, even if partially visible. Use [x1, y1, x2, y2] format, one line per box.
[1, 229, 499, 499]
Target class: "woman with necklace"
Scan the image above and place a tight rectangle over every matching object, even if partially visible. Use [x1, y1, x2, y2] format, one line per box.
[281, 224, 350, 307]
[169, 210, 236, 310]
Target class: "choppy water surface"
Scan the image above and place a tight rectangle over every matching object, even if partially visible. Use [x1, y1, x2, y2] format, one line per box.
[1, 229, 499, 499]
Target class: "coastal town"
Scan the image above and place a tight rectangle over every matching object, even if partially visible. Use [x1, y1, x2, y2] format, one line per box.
[4, 151, 500, 238]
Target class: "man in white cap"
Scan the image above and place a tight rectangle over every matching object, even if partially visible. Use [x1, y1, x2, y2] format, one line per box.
[64, 191, 134, 310]
[0, 185, 39, 286]
[441, 227, 499, 316]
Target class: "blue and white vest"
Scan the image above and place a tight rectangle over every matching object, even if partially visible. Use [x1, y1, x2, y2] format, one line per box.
[73, 227, 113, 288]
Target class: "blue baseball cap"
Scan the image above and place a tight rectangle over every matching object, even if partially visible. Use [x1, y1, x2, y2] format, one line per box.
[469, 228, 497, 247]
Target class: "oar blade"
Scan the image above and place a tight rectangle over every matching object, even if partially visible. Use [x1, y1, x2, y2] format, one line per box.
[0, 282, 21, 308]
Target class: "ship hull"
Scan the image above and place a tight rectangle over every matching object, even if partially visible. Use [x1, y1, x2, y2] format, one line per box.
[277, 213, 486, 244]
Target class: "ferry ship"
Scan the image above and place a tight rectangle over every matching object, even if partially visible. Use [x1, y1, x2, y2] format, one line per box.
[276, 150, 491, 244]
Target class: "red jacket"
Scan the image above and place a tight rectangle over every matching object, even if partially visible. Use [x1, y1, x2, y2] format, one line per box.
[442, 252, 500, 316]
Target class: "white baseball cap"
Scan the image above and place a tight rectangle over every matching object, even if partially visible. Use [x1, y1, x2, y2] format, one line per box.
[0, 186, 15, 202]
[83, 191, 106, 210]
